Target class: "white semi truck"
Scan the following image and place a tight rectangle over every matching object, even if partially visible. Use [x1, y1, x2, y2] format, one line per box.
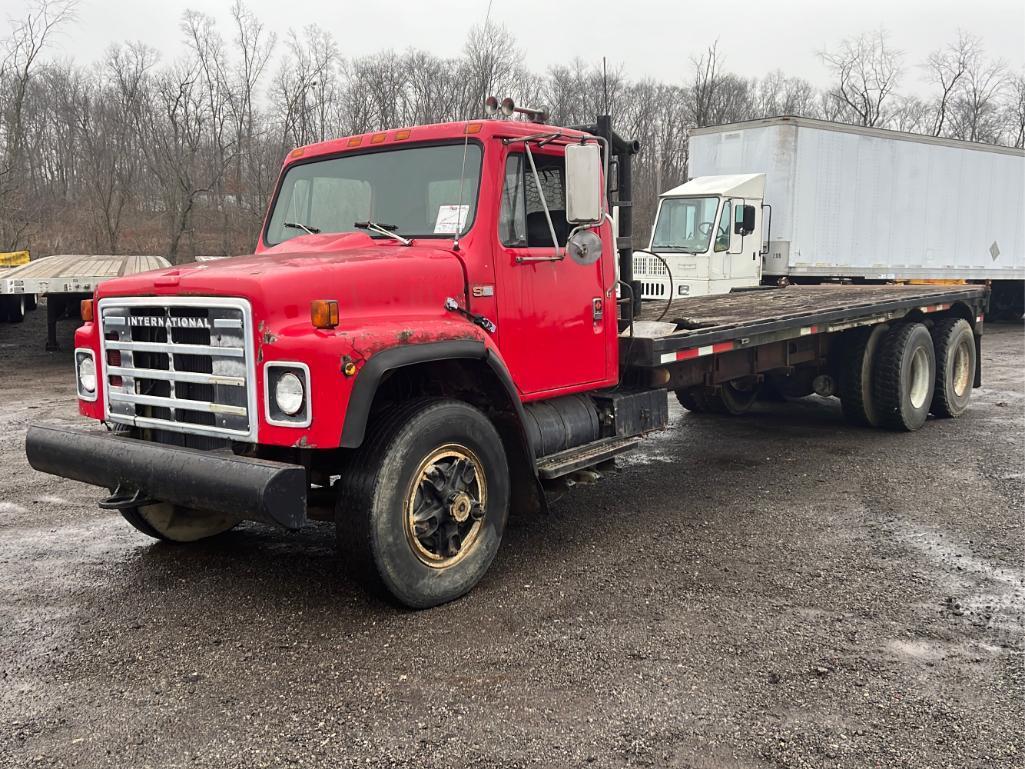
[633, 116, 1025, 319]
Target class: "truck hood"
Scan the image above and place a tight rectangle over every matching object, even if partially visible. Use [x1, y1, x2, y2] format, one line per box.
[94, 235, 468, 324]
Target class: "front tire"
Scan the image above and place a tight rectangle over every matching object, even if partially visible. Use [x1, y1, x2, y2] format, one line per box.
[930, 318, 976, 418]
[873, 322, 936, 431]
[337, 399, 510, 609]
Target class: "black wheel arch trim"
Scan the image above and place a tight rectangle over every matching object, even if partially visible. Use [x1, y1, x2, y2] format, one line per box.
[339, 340, 531, 462]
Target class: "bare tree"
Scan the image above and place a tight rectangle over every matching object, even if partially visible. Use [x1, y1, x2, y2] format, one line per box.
[924, 32, 975, 136]
[274, 26, 339, 149]
[757, 70, 819, 117]
[0, 0, 77, 248]
[820, 30, 902, 127]
[462, 20, 521, 118]
[889, 94, 931, 134]
[947, 46, 1007, 143]
[145, 59, 219, 263]
[227, 0, 275, 251]
[1005, 72, 1025, 149]
[79, 43, 154, 252]
[4, 8, 1022, 263]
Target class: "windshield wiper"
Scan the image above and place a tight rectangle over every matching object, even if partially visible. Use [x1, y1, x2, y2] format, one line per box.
[355, 220, 412, 246]
[283, 221, 321, 235]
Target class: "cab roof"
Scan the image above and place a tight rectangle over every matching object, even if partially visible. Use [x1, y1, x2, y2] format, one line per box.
[661, 173, 766, 199]
[287, 119, 594, 164]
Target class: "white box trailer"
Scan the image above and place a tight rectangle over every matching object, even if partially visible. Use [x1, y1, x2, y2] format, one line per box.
[635, 116, 1025, 318]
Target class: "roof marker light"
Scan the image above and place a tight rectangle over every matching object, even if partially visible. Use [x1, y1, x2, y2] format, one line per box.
[370, 133, 387, 144]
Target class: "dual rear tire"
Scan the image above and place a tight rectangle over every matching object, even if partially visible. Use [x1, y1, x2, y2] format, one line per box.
[675, 381, 760, 415]
[843, 317, 975, 431]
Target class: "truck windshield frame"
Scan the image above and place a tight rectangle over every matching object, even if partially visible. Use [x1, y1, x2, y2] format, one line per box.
[650, 196, 720, 253]
[264, 141, 484, 247]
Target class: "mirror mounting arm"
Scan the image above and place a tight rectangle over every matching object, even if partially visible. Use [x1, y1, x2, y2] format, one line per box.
[522, 142, 562, 258]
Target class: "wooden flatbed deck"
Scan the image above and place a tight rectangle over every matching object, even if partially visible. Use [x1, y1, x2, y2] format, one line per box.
[624, 284, 989, 367]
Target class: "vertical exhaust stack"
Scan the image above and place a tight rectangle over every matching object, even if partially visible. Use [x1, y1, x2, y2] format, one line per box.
[573, 115, 642, 328]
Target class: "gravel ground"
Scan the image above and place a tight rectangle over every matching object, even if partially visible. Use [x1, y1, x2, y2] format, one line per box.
[0, 305, 1022, 769]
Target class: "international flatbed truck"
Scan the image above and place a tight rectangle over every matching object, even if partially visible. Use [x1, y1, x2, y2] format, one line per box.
[25, 106, 989, 608]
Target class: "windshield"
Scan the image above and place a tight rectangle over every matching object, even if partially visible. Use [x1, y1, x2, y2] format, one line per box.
[650, 196, 720, 253]
[265, 142, 482, 245]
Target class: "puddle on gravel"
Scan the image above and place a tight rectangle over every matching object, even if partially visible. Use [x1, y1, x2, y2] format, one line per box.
[888, 519, 1025, 643]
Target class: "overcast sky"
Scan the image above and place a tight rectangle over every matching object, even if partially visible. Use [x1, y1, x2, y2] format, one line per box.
[9, 0, 1025, 93]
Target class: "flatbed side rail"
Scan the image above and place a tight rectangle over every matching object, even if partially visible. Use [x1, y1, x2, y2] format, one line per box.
[623, 287, 988, 367]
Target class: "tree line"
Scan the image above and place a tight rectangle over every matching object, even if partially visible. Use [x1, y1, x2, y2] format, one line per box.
[1, 0, 1022, 262]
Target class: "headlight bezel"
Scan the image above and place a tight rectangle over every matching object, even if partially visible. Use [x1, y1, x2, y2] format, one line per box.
[75, 348, 98, 401]
[264, 362, 311, 427]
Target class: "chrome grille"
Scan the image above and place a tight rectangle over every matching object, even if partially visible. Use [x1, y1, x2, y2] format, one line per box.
[98, 297, 256, 442]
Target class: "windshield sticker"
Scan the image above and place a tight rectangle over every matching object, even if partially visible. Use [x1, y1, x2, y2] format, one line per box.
[434, 205, 469, 234]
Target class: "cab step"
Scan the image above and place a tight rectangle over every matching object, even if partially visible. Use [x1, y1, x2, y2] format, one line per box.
[536, 435, 642, 480]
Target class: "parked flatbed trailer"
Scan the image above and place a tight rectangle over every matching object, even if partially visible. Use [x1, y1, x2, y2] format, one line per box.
[0, 253, 169, 348]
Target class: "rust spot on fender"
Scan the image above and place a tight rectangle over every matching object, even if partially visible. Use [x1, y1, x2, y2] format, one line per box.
[397, 329, 415, 343]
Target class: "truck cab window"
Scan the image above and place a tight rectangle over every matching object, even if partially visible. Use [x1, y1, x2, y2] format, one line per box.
[651, 196, 720, 253]
[266, 143, 482, 245]
[714, 200, 732, 253]
[499, 151, 569, 248]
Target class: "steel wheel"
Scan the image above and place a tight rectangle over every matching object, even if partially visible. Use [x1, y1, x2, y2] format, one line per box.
[908, 346, 931, 409]
[405, 444, 487, 569]
[951, 336, 972, 397]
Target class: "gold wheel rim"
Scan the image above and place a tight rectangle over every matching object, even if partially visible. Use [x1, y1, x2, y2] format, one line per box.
[404, 444, 487, 569]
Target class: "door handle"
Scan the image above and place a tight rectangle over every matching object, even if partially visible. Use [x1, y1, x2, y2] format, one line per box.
[515, 254, 564, 264]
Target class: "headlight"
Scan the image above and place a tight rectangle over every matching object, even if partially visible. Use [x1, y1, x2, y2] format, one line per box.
[274, 372, 304, 416]
[76, 350, 97, 396]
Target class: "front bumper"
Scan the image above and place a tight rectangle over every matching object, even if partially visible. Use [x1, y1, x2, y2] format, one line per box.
[26, 425, 307, 529]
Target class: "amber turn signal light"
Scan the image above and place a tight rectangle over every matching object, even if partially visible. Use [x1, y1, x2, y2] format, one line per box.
[311, 299, 339, 329]
[80, 299, 94, 322]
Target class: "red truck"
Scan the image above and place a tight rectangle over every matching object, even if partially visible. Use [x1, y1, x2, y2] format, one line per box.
[26, 108, 989, 608]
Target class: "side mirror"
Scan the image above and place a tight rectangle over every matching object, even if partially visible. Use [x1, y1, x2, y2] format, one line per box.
[565, 143, 603, 225]
[735, 204, 756, 235]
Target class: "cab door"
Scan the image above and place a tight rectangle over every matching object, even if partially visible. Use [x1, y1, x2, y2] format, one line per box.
[493, 149, 609, 396]
[723, 198, 762, 283]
